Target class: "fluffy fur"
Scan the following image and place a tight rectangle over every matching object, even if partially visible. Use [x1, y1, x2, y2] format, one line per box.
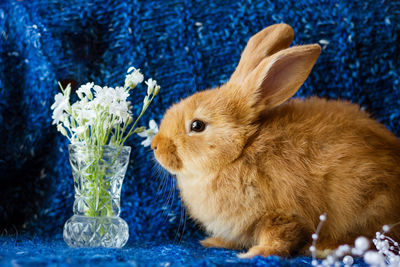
[151, 24, 400, 258]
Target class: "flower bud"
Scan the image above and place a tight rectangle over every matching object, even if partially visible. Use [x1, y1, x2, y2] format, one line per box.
[65, 84, 71, 97]
[135, 126, 146, 133]
[57, 124, 68, 137]
[154, 85, 160, 95]
[143, 95, 149, 105]
[124, 117, 131, 125]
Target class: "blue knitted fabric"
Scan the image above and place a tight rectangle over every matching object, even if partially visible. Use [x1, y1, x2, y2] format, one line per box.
[0, 0, 398, 266]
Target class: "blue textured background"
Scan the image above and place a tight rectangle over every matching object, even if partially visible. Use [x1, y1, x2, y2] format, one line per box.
[0, 0, 399, 266]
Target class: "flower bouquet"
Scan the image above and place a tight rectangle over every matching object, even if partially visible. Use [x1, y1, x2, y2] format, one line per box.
[51, 67, 159, 248]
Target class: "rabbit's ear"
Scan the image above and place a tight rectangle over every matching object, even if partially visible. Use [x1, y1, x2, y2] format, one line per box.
[242, 44, 321, 112]
[229, 24, 294, 85]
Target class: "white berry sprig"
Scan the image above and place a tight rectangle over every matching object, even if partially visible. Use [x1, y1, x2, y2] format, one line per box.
[310, 215, 400, 267]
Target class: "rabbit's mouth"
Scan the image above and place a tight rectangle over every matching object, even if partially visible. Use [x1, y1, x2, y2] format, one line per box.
[151, 134, 183, 174]
[153, 151, 182, 175]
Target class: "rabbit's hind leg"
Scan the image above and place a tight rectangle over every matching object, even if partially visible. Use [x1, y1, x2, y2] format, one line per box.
[238, 210, 311, 258]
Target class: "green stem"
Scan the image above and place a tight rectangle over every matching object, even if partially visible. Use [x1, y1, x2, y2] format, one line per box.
[84, 146, 114, 219]
[119, 94, 156, 146]
[117, 119, 129, 145]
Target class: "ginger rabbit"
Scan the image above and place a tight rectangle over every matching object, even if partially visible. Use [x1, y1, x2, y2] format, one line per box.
[151, 24, 400, 258]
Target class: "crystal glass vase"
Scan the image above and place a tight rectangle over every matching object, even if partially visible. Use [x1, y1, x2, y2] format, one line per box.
[63, 144, 131, 248]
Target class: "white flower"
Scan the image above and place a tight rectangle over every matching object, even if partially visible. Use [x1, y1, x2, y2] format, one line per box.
[51, 92, 67, 111]
[71, 98, 96, 126]
[93, 86, 114, 108]
[109, 100, 130, 123]
[71, 99, 83, 114]
[125, 68, 144, 89]
[82, 109, 97, 125]
[114, 86, 129, 102]
[93, 85, 103, 95]
[53, 66, 160, 147]
[72, 126, 86, 135]
[137, 119, 159, 147]
[104, 86, 117, 101]
[145, 78, 157, 95]
[51, 92, 69, 125]
[76, 82, 94, 99]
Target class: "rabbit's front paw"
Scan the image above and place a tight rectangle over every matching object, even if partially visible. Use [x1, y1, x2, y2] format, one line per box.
[200, 236, 240, 250]
[237, 245, 286, 258]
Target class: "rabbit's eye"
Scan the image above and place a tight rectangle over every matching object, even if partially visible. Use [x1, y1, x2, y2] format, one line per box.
[191, 120, 206, 132]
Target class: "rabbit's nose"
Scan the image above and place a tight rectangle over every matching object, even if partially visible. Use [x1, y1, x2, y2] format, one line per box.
[151, 135, 159, 151]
